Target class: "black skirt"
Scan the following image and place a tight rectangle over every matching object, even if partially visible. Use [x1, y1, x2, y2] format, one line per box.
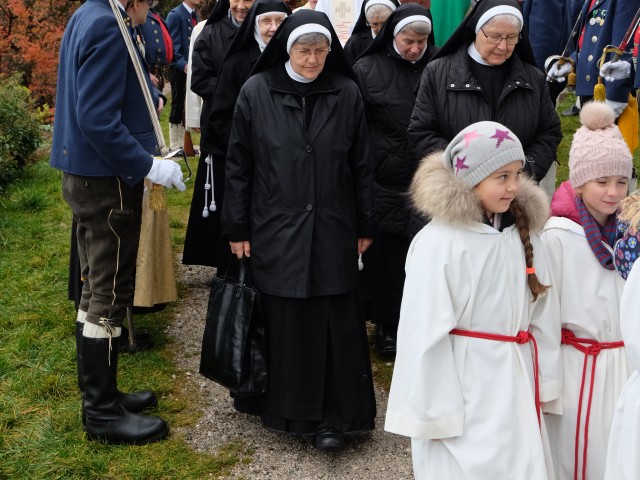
[182, 152, 228, 267]
[253, 290, 376, 435]
[371, 232, 410, 329]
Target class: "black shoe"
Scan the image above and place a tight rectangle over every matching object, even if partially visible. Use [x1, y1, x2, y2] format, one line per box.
[375, 324, 397, 355]
[85, 404, 169, 445]
[132, 304, 166, 315]
[561, 104, 580, 116]
[314, 427, 345, 450]
[119, 327, 154, 353]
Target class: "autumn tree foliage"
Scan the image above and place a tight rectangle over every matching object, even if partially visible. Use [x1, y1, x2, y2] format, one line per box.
[0, 0, 77, 106]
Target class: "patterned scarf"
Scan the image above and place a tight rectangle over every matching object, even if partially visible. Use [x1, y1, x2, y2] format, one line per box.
[575, 197, 618, 270]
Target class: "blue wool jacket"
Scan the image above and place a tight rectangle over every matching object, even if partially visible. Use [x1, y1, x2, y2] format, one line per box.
[140, 10, 173, 67]
[50, 0, 158, 186]
[165, 2, 196, 71]
[570, 0, 636, 102]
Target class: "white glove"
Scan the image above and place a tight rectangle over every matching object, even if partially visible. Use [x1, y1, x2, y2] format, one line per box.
[606, 99, 628, 118]
[547, 61, 572, 82]
[146, 158, 186, 191]
[600, 60, 632, 82]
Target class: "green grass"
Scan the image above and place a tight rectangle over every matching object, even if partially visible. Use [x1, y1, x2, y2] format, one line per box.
[0, 110, 244, 479]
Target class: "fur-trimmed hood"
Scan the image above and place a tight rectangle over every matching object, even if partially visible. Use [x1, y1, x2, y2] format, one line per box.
[410, 151, 550, 231]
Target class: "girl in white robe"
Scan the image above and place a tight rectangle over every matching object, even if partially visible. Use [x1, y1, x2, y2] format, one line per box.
[385, 120, 561, 480]
[540, 102, 633, 480]
[604, 192, 640, 480]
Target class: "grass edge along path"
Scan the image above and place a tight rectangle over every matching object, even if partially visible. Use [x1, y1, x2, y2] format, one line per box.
[0, 156, 249, 479]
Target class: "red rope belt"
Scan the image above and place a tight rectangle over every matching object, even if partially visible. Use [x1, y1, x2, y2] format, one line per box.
[449, 329, 540, 427]
[561, 328, 624, 480]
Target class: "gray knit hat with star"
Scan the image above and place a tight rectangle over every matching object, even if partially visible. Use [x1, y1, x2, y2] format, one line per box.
[443, 121, 525, 187]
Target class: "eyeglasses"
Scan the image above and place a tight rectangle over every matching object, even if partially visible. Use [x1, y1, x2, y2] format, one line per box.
[258, 17, 285, 27]
[366, 21, 385, 29]
[480, 28, 520, 45]
[290, 47, 331, 59]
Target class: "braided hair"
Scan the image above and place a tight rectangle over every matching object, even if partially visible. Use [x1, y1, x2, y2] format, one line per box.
[510, 200, 549, 301]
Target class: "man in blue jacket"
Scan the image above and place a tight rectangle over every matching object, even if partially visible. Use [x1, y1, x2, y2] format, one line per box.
[166, 0, 201, 149]
[50, 0, 185, 444]
[140, 2, 174, 92]
[548, 0, 637, 116]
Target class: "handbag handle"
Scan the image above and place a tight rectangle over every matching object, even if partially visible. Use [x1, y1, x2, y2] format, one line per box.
[236, 257, 258, 298]
[238, 258, 246, 287]
[217, 254, 254, 291]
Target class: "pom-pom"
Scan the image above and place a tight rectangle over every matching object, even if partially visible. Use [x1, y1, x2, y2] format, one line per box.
[580, 101, 615, 130]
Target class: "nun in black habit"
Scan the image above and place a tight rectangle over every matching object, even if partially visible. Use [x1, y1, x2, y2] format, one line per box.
[182, 0, 253, 267]
[352, 4, 437, 355]
[221, 10, 377, 450]
[343, 0, 399, 64]
[205, 0, 291, 180]
[407, 0, 561, 184]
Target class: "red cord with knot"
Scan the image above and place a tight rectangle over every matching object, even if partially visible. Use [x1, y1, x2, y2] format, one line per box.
[561, 328, 624, 480]
[449, 329, 540, 427]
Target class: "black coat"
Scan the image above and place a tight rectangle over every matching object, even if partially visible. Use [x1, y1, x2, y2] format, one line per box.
[353, 43, 437, 235]
[207, 0, 291, 158]
[208, 44, 261, 161]
[222, 65, 375, 298]
[408, 45, 562, 181]
[344, 30, 374, 64]
[191, 16, 237, 154]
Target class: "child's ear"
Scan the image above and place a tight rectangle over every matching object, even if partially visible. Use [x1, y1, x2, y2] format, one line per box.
[574, 186, 583, 197]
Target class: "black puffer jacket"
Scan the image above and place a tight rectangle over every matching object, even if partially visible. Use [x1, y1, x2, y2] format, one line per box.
[344, 30, 374, 64]
[408, 45, 562, 181]
[222, 66, 375, 298]
[352, 43, 438, 236]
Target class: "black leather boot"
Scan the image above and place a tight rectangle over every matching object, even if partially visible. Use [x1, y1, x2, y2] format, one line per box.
[82, 334, 168, 444]
[76, 319, 157, 414]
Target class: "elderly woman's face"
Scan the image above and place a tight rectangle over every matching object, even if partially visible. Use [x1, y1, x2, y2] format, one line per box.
[257, 13, 287, 44]
[474, 17, 520, 66]
[367, 12, 391, 36]
[394, 30, 428, 62]
[289, 39, 330, 80]
[230, 0, 255, 23]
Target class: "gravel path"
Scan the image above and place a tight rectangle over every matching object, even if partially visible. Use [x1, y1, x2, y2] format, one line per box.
[167, 258, 414, 479]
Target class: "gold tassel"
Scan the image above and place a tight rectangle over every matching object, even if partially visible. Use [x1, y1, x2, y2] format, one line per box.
[148, 184, 167, 211]
[595, 47, 623, 103]
[618, 92, 639, 153]
[567, 71, 577, 92]
[593, 77, 606, 102]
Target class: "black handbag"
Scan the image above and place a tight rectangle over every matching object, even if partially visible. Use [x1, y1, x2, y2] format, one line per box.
[199, 257, 268, 396]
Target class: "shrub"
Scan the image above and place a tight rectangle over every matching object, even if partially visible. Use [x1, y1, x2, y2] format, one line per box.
[0, 77, 42, 188]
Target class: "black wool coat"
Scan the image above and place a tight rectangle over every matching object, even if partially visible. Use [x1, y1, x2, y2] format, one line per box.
[222, 66, 375, 298]
[206, 44, 261, 160]
[190, 17, 237, 154]
[352, 44, 437, 236]
[407, 45, 562, 181]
